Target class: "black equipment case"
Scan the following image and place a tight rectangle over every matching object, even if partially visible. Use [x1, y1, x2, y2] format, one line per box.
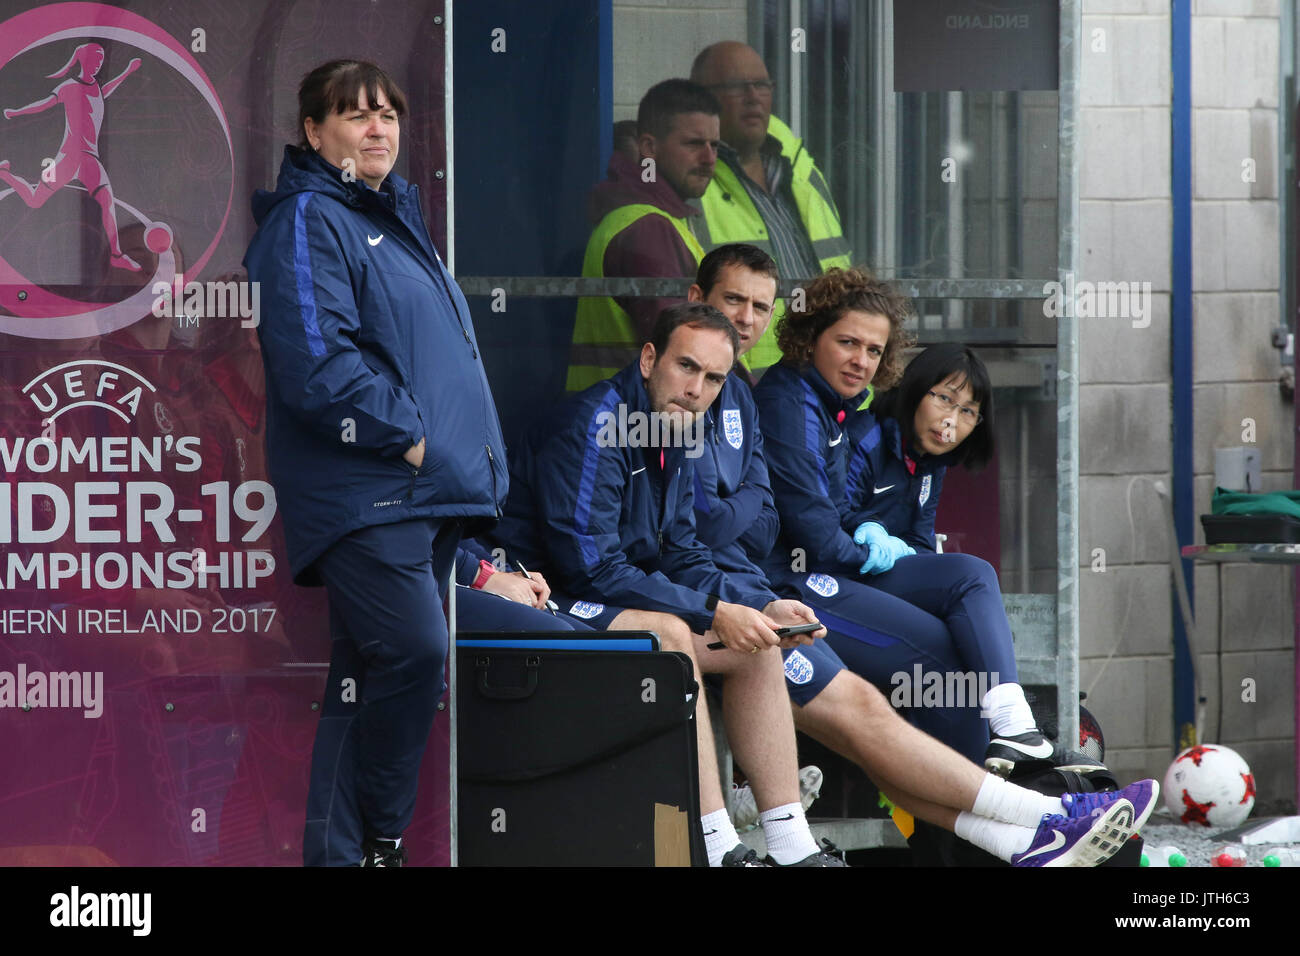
[456, 636, 704, 866]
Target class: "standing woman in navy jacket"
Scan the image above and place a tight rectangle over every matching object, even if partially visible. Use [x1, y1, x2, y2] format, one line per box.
[244, 61, 507, 866]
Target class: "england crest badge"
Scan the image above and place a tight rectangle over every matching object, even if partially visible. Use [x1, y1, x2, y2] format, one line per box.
[784, 650, 815, 685]
[722, 408, 743, 449]
[805, 573, 839, 597]
[919, 474, 932, 507]
[568, 601, 605, 620]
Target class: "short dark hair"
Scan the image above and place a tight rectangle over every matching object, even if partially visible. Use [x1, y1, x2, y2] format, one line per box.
[613, 119, 638, 156]
[649, 302, 740, 363]
[876, 344, 996, 472]
[298, 59, 408, 149]
[695, 243, 779, 297]
[776, 266, 915, 389]
[637, 79, 720, 142]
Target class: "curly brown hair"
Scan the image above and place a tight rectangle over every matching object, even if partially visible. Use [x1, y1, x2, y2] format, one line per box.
[775, 267, 916, 390]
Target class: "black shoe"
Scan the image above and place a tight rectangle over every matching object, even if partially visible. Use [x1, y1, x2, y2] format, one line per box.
[764, 838, 848, 867]
[361, 836, 407, 867]
[984, 730, 1055, 776]
[1054, 747, 1107, 773]
[720, 842, 770, 867]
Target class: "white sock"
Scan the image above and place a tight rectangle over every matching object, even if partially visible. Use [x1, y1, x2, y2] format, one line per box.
[971, 774, 1063, 827]
[981, 681, 1037, 738]
[760, 802, 820, 865]
[954, 812, 1037, 862]
[703, 808, 741, 867]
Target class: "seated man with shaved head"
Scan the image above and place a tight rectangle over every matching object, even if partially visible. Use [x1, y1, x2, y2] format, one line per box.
[690, 41, 852, 374]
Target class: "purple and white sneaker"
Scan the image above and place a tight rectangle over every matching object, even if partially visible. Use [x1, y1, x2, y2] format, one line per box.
[1061, 779, 1160, 833]
[1011, 799, 1135, 867]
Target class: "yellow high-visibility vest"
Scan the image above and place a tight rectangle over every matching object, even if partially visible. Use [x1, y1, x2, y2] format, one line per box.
[566, 203, 705, 393]
[696, 115, 852, 374]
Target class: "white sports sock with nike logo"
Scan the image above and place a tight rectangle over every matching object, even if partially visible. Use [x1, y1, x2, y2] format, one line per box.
[760, 802, 819, 864]
[954, 812, 1035, 861]
[703, 808, 741, 867]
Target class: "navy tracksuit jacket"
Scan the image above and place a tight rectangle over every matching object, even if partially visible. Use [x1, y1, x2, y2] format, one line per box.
[749, 362, 997, 760]
[843, 413, 945, 553]
[244, 146, 507, 864]
[492, 362, 777, 632]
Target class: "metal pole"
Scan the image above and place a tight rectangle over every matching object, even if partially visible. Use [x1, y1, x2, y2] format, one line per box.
[1056, 0, 1081, 755]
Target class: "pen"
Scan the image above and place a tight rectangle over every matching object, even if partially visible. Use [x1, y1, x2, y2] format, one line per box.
[515, 560, 559, 613]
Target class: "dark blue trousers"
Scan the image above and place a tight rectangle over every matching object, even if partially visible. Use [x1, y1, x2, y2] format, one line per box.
[864, 552, 1018, 681]
[770, 553, 1014, 764]
[303, 518, 460, 867]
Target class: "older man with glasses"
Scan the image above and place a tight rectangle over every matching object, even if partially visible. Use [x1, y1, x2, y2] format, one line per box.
[690, 41, 853, 375]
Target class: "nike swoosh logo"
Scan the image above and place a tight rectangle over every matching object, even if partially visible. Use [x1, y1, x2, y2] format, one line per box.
[765, 813, 795, 822]
[367, 234, 384, 246]
[873, 484, 895, 494]
[1018, 830, 1065, 862]
[631, 467, 646, 476]
[828, 434, 843, 446]
[998, 739, 1054, 758]
[703, 829, 718, 836]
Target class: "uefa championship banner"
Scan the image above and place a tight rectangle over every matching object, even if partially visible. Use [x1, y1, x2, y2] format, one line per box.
[0, 0, 452, 865]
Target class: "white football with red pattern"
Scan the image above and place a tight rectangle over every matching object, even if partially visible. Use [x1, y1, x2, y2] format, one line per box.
[1162, 744, 1255, 828]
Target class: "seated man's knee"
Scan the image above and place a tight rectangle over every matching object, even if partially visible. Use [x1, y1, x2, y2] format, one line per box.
[820, 670, 895, 721]
[633, 611, 693, 654]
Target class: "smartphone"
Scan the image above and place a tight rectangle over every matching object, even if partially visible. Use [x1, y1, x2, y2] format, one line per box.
[775, 622, 823, 638]
[707, 621, 823, 649]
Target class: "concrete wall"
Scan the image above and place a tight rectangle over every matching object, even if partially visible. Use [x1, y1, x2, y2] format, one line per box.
[1078, 0, 1294, 802]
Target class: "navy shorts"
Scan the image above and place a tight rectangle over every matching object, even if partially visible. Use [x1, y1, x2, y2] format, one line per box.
[780, 639, 846, 706]
[547, 590, 627, 630]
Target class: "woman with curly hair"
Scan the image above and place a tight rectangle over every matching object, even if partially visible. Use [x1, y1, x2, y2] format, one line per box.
[753, 267, 1038, 767]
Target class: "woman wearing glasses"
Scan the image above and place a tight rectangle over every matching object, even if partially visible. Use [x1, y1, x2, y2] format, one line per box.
[754, 271, 1071, 774]
[841, 344, 1089, 776]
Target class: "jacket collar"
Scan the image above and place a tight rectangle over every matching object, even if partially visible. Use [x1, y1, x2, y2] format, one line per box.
[796, 362, 863, 422]
[587, 151, 700, 222]
[881, 413, 954, 473]
[703, 367, 750, 436]
[252, 145, 420, 224]
[609, 362, 693, 472]
[611, 361, 653, 416]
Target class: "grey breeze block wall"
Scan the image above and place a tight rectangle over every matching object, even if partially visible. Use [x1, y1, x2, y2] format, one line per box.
[1079, 0, 1294, 803]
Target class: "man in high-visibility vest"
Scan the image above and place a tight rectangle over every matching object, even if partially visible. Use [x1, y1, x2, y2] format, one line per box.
[566, 80, 720, 392]
[691, 42, 853, 375]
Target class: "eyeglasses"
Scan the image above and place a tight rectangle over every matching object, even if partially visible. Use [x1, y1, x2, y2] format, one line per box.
[926, 390, 982, 425]
[706, 79, 774, 97]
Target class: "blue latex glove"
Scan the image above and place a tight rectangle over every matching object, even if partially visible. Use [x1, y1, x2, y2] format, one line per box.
[854, 521, 916, 575]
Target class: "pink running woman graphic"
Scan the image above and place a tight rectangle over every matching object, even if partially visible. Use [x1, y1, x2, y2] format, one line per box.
[0, 42, 142, 270]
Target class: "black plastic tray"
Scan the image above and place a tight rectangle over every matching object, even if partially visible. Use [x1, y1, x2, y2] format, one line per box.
[1201, 514, 1300, 545]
